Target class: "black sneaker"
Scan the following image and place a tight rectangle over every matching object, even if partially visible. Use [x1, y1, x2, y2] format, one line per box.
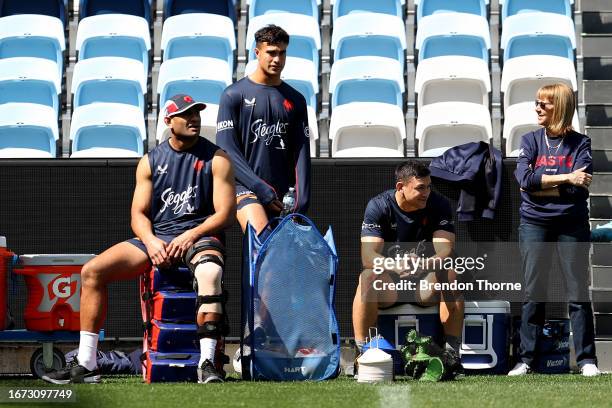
[41, 357, 101, 384]
[197, 359, 224, 383]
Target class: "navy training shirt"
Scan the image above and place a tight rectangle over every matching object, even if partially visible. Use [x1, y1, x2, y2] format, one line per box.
[514, 128, 592, 226]
[361, 190, 455, 244]
[147, 138, 219, 236]
[215, 77, 311, 213]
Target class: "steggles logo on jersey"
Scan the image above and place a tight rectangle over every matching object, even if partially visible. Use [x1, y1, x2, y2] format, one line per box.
[250, 119, 289, 150]
[217, 120, 234, 132]
[160, 185, 199, 215]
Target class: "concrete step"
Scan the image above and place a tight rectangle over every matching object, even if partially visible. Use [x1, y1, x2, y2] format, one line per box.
[586, 127, 612, 150]
[593, 243, 612, 265]
[586, 105, 612, 126]
[581, 0, 612, 12]
[591, 287, 612, 312]
[583, 12, 612, 33]
[595, 313, 612, 336]
[584, 57, 612, 80]
[590, 195, 612, 218]
[591, 173, 612, 194]
[592, 266, 612, 286]
[595, 340, 612, 371]
[584, 80, 612, 104]
[593, 151, 612, 171]
[582, 34, 612, 58]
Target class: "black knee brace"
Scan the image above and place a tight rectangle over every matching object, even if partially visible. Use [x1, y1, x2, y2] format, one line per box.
[184, 237, 225, 267]
[197, 291, 230, 338]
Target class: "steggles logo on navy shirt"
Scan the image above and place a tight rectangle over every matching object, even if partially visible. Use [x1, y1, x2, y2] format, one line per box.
[249, 119, 288, 150]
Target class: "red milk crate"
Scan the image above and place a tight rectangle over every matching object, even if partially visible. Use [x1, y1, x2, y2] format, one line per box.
[0, 237, 16, 330]
[14, 254, 95, 331]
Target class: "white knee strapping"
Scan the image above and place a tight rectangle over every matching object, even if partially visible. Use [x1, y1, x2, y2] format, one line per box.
[195, 262, 223, 314]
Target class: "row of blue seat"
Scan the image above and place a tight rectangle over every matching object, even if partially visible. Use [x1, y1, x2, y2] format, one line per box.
[0, 0, 574, 26]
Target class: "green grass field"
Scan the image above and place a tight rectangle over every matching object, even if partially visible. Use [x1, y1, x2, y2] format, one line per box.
[0, 374, 611, 408]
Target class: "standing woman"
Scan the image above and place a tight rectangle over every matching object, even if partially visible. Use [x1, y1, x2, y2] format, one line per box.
[509, 83, 600, 377]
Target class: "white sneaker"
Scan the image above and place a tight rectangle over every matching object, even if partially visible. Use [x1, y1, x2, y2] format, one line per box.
[508, 362, 530, 376]
[581, 363, 601, 377]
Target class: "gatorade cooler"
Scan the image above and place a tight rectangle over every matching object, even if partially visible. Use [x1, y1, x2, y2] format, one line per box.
[0, 236, 16, 331]
[461, 301, 511, 374]
[15, 254, 95, 331]
[378, 304, 444, 350]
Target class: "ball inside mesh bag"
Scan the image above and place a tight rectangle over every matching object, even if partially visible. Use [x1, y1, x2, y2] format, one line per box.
[232, 348, 242, 375]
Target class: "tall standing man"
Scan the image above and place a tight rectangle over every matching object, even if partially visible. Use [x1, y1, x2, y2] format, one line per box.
[216, 24, 311, 233]
[42, 94, 236, 384]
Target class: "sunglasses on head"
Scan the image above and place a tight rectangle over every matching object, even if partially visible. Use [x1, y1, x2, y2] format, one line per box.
[535, 100, 552, 109]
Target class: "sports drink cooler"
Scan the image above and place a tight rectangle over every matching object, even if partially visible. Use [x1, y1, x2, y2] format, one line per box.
[15, 254, 94, 331]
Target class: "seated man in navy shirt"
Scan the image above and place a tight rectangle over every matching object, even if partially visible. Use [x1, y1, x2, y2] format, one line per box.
[352, 161, 464, 355]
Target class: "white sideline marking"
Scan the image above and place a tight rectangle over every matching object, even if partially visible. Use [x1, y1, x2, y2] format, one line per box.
[378, 385, 410, 408]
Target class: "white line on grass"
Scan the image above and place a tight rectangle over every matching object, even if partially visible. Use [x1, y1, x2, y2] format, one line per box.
[377, 385, 410, 408]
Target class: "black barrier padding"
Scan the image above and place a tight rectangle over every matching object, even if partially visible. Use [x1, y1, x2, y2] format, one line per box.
[0, 159, 568, 338]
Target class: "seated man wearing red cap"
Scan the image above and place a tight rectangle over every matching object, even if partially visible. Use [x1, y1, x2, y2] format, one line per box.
[42, 94, 236, 384]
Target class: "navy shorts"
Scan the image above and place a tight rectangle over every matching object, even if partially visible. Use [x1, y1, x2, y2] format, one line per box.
[126, 234, 225, 263]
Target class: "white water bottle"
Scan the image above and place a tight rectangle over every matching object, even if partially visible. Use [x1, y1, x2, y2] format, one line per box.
[281, 187, 296, 217]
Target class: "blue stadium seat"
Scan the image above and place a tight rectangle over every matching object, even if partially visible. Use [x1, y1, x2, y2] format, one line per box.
[70, 103, 146, 156]
[161, 13, 236, 69]
[329, 56, 404, 109]
[332, 0, 402, 21]
[415, 55, 491, 108]
[0, 58, 61, 116]
[0, 0, 66, 26]
[0, 15, 65, 78]
[501, 55, 576, 107]
[76, 14, 151, 77]
[246, 13, 321, 70]
[332, 13, 406, 71]
[249, 0, 318, 20]
[157, 57, 232, 107]
[500, 0, 571, 22]
[501, 12, 575, 62]
[416, 102, 492, 157]
[0, 103, 58, 158]
[71, 57, 147, 111]
[164, 0, 236, 23]
[329, 102, 406, 157]
[416, 13, 490, 62]
[417, 0, 487, 21]
[79, 0, 151, 22]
